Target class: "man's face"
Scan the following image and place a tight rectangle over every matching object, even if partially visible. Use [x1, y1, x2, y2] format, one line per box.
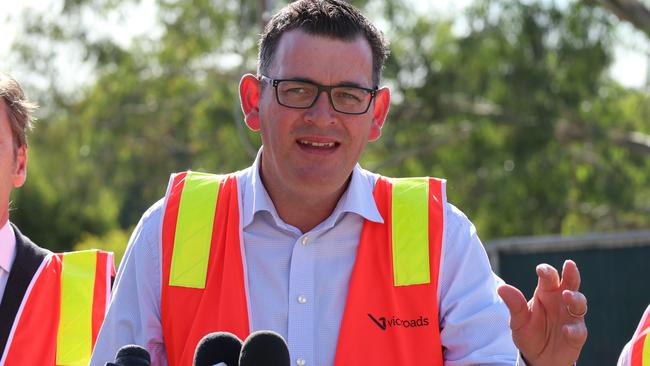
[247, 30, 389, 198]
[0, 101, 27, 226]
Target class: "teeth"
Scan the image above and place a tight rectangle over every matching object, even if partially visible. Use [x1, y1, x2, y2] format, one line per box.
[299, 140, 336, 148]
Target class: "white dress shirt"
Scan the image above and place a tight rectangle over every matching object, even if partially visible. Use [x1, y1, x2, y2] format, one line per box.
[90, 151, 522, 366]
[0, 221, 16, 302]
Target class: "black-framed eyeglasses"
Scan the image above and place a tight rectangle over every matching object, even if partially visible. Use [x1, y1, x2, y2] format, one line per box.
[259, 75, 378, 115]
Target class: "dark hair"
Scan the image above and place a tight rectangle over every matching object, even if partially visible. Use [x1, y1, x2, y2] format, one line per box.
[258, 0, 389, 87]
[0, 72, 37, 152]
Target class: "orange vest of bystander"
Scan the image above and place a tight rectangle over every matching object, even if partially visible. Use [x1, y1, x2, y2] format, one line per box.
[1, 250, 114, 365]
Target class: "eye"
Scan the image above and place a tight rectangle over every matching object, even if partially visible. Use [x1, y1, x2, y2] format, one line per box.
[340, 92, 362, 101]
[285, 87, 309, 95]
[334, 89, 365, 103]
[279, 81, 315, 97]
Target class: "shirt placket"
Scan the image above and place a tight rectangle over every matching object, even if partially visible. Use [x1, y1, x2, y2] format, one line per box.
[287, 233, 316, 366]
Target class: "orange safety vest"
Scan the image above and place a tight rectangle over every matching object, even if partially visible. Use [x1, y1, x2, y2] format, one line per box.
[630, 305, 650, 365]
[0, 250, 114, 366]
[161, 171, 445, 365]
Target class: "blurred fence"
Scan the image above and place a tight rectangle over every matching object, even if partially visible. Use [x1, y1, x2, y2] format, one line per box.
[486, 229, 650, 366]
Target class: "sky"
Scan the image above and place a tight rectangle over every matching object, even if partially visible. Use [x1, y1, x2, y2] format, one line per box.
[1, 0, 648, 90]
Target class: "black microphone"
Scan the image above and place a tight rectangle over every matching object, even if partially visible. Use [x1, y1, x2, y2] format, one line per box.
[193, 332, 243, 366]
[239, 330, 290, 366]
[105, 344, 151, 366]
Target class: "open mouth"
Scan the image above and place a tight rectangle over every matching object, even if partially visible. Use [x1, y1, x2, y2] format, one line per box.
[297, 139, 339, 148]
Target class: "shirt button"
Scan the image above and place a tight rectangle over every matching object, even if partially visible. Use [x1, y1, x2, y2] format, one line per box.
[297, 295, 307, 304]
[296, 358, 306, 366]
[301, 236, 309, 246]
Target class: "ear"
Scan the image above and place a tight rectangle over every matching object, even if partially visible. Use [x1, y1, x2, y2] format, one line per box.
[12, 145, 27, 188]
[368, 87, 390, 141]
[239, 74, 262, 131]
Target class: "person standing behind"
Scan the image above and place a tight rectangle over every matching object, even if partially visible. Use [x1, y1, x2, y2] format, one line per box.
[0, 72, 115, 365]
[617, 304, 650, 365]
[90, 1, 587, 365]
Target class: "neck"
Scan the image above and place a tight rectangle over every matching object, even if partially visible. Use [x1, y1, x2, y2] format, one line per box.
[280, 189, 346, 234]
[260, 170, 350, 234]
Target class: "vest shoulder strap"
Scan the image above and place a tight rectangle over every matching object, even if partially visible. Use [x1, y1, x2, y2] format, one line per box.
[161, 171, 249, 366]
[334, 175, 446, 365]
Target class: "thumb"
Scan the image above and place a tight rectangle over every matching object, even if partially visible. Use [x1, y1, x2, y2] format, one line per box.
[497, 284, 530, 332]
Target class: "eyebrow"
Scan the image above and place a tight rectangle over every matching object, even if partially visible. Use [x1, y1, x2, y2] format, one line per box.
[280, 76, 370, 89]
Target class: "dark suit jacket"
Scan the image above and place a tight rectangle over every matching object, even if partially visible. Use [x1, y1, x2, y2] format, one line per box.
[0, 223, 51, 357]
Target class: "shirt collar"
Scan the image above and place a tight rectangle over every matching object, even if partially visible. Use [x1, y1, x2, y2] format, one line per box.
[240, 148, 275, 229]
[0, 221, 16, 273]
[240, 148, 383, 230]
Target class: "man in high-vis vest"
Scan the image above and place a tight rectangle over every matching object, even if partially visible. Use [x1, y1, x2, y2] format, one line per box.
[90, 1, 588, 365]
[0, 72, 115, 365]
[617, 305, 650, 365]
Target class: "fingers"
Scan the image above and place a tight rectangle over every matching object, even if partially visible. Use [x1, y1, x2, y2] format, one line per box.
[536, 263, 560, 292]
[497, 284, 530, 331]
[560, 259, 581, 291]
[536, 260, 581, 292]
[563, 289, 588, 319]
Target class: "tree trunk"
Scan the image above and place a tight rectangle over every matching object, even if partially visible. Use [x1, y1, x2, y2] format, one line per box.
[591, 0, 650, 37]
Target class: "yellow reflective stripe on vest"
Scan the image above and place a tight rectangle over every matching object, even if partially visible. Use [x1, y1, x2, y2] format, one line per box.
[643, 333, 650, 365]
[169, 172, 221, 288]
[391, 177, 430, 287]
[56, 250, 97, 366]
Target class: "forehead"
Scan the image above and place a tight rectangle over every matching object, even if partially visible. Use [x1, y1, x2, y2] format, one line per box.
[271, 30, 374, 86]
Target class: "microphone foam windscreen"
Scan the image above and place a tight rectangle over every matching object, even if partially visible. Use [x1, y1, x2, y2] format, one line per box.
[114, 345, 151, 366]
[193, 331, 243, 366]
[239, 330, 290, 366]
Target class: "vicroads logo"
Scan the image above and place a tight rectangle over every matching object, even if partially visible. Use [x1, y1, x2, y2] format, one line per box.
[367, 313, 430, 331]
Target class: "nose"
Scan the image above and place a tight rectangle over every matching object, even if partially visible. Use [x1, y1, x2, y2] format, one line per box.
[305, 90, 337, 125]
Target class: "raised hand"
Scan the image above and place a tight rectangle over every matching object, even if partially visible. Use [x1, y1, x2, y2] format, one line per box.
[497, 260, 588, 366]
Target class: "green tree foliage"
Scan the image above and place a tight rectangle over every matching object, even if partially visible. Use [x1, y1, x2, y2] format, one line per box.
[11, 0, 263, 250]
[364, 0, 649, 238]
[74, 227, 132, 266]
[7, 0, 649, 256]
